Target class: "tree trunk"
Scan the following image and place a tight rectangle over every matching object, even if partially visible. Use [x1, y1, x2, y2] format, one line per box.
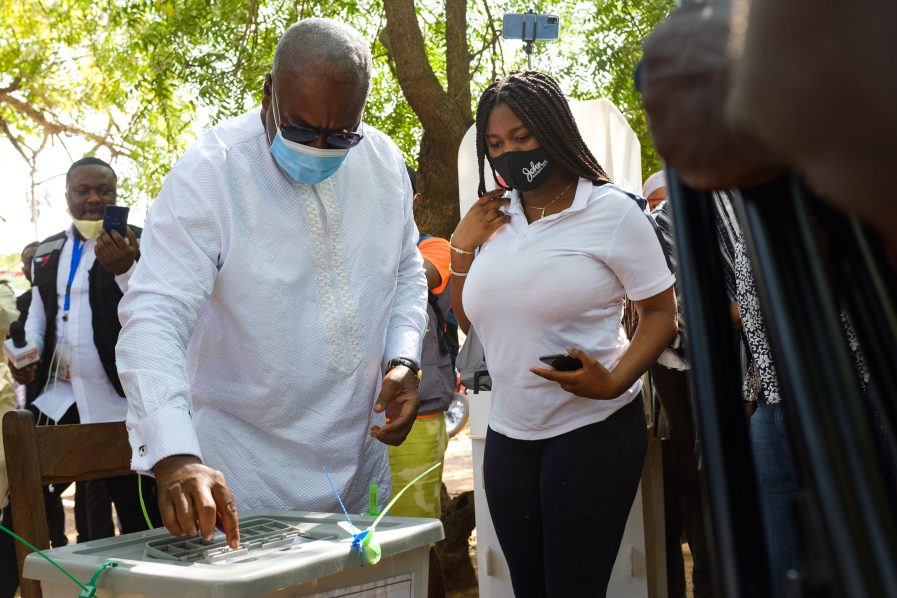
[415, 129, 466, 239]
[381, 0, 473, 238]
[437, 484, 477, 592]
[379, 1, 480, 588]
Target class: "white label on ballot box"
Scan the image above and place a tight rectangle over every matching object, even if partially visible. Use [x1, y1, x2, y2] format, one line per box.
[308, 573, 413, 597]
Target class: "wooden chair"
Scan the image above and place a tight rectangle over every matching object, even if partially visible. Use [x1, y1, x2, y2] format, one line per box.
[2, 409, 133, 598]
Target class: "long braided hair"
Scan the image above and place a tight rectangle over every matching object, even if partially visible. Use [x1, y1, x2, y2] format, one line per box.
[475, 71, 611, 197]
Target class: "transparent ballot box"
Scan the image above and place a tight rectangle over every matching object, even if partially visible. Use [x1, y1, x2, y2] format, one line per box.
[23, 510, 443, 597]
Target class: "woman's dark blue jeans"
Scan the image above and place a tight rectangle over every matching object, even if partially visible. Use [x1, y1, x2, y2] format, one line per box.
[750, 399, 801, 597]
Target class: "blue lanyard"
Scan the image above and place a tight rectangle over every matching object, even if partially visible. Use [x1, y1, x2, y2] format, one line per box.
[63, 237, 84, 313]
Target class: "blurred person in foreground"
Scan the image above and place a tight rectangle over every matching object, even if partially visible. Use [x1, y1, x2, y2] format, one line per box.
[639, 0, 897, 242]
[640, 1, 897, 593]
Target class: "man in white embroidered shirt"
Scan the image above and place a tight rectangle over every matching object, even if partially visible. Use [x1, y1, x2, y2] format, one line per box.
[116, 18, 428, 548]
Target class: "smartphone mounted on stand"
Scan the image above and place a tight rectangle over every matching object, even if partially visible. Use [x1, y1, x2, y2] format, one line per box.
[502, 12, 559, 42]
[502, 10, 560, 69]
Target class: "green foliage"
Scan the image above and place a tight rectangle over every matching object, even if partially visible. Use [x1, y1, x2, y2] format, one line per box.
[0, 253, 20, 273]
[0, 252, 29, 293]
[0, 0, 422, 196]
[1, 0, 672, 205]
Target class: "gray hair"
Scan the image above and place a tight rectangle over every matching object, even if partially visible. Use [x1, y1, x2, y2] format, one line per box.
[273, 18, 372, 92]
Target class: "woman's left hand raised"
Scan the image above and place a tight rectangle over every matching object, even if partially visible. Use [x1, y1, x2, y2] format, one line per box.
[530, 346, 623, 401]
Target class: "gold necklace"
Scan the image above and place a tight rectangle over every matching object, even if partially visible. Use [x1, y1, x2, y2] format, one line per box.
[523, 180, 575, 220]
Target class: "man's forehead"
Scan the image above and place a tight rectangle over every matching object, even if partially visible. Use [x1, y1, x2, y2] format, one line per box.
[274, 70, 366, 126]
[68, 164, 116, 184]
[276, 67, 364, 95]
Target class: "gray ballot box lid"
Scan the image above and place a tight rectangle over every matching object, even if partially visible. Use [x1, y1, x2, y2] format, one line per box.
[23, 510, 443, 597]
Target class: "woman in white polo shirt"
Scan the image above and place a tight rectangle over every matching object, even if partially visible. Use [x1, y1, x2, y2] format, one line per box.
[450, 71, 677, 597]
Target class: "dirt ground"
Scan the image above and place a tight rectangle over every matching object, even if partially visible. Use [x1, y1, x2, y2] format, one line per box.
[442, 426, 478, 598]
[442, 425, 475, 497]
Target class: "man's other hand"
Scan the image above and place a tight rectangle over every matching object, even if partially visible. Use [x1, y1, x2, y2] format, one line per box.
[8, 360, 39, 385]
[95, 228, 139, 275]
[371, 365, 420, 446]
[152, 454, 240, 548]
[640, 2, 782, 190]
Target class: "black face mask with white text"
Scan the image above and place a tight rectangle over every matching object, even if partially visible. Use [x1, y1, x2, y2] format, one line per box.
[489, 148, 554, 192]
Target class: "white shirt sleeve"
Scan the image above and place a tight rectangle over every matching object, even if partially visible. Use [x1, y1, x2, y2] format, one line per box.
[382, 161, 428, 367]
[116, 171, 222, 473]
[114, 260, 137, 294]
[24, 285, 46, 354]
[605, 202, 676, 301]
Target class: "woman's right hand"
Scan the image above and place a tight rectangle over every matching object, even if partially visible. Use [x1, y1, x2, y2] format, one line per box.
[451, 189, 512, 251]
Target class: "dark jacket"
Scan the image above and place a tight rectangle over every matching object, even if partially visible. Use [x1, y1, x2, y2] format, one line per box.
[28, 226, 141, 404]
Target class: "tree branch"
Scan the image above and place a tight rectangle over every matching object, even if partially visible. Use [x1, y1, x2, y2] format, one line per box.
[231, 0, 259, 76]
[0, 92, 131, 158]
[0, 77, 21, 95]
[479, 0, 504, 81]
[445, 0, 472, 121]
[468, 29, 500, 88]
[0, 115, 32, 166]
[35, 132, 49, 154]
[620, 0, 648, 39]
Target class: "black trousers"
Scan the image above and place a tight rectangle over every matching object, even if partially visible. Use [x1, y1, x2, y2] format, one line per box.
[484, 396, 647, 597]
[86, 474, 162, 539]
[0, 505, 18, 598]
[649, 364, 713, 598]
[43, 484, 68, 547]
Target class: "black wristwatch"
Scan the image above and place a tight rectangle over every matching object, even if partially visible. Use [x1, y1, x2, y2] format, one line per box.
[386, 357, 422, 386]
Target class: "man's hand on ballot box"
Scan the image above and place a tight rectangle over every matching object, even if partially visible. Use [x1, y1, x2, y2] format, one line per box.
[153, 454, 241, 549]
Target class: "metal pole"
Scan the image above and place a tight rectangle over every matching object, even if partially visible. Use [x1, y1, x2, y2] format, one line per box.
[667, 173, 771, 597]
[735, 175, 897, 598]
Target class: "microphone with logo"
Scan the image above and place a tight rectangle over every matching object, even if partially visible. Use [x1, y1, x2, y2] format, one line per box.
[4, 320, 40, 370]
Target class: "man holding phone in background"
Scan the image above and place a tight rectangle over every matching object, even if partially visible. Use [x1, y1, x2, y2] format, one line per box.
[7, 156, 161, 551]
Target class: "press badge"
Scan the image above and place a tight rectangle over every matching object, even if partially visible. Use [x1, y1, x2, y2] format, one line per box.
[56, 341, 73, 382]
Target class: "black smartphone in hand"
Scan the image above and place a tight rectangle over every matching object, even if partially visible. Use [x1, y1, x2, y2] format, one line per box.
[538, 353, 583, 371]
[103, 205, 129, 237]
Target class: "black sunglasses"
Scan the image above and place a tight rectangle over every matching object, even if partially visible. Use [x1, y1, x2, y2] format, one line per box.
[279, 123, 364, 150]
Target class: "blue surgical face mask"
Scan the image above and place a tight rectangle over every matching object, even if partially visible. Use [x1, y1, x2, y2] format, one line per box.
[270, 132, 349, 185]
[268, 91, 349, 185]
